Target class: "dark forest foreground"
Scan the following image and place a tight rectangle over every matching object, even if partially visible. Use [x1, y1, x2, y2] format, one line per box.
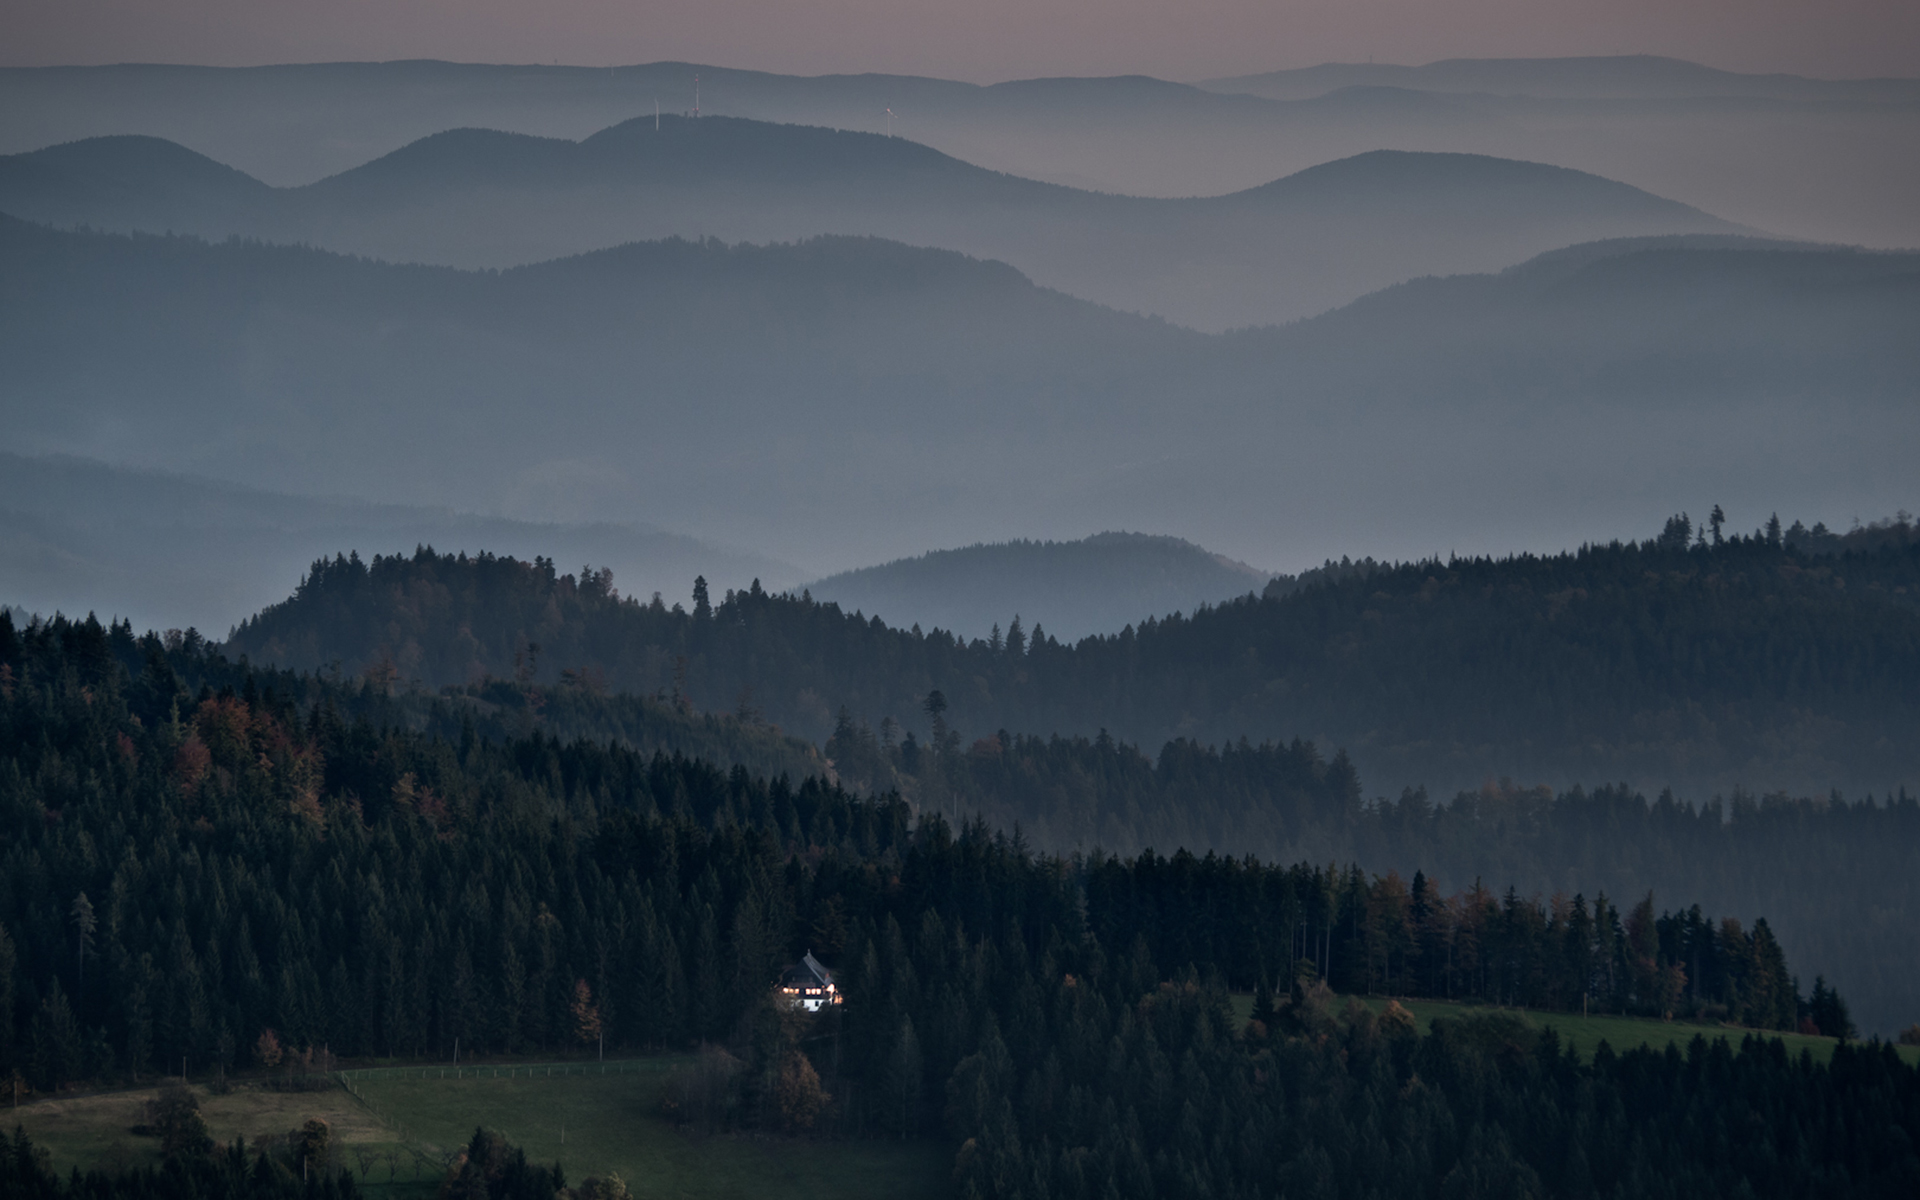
[3, 611, 1918, 1197]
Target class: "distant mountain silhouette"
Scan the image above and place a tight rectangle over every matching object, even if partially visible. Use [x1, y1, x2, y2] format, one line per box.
[804, 533, 1271, 641]
[0, 61, 1284, 188]
[0, 134, 272, 234]
[0, 452, 797, 635]
[3, 216, 1912, 576]
[0, 118, 1743, 329]
[1201, 54, 1920, 103]
[4, 57, 1913, 247]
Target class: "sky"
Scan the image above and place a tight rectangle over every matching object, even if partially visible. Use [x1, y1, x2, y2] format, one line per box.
[5, 0, 1918, 81]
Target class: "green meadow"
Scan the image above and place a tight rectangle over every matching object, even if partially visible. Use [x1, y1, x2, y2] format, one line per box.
[13, 1018, 1909, 1197]
[344, 1057, 952, 1199]
[6, 1057, 952, 1200]
[1230, 992, 1920, 1066]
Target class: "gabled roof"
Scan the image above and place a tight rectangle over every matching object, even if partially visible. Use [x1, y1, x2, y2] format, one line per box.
[781, 951, 835, 988]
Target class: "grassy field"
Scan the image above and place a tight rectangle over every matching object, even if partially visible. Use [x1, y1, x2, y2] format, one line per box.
[4, 1058, 952, 1200]
[4, 1079, 393, 1179]
[1231, 992, 1920, 1065]
[344, 1057, 952, 1200]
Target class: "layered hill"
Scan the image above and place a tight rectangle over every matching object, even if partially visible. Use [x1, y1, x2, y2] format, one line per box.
[3, 218, 1913, 574]
[4, 57, 1914, 245]
[0, 120, 1744, 329]
[210, 522, 1920, 1037]
[803, 532, 1271, 641]
[224, 523, 1920, 802]
[1202, 54, 1920, 103]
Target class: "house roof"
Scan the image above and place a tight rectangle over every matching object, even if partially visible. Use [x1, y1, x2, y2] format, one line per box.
[781, 951, 835, 989]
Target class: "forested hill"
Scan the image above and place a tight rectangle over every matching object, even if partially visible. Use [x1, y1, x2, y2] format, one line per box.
[0, 451, 797, 637]
[227, 518, 1920, 800]
[5, 607, 1916, 1200]
[213, 525, 1920, 1031]
[804, 531, 1271, 641]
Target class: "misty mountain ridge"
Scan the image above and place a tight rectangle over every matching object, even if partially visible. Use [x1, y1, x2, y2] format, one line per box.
[803, 532, 1271, 642]
[1202, 54, 1920, 103]
[4, 214, 1914, 574]
[0, 117, 1745, 329]
[4, 56, 1912, 249]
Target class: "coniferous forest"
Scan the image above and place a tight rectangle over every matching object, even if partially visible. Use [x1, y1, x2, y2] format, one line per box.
[229, 515, 1920, 799]
[217, 518, 1920, 1034]
[4, 604, 1918, 1196]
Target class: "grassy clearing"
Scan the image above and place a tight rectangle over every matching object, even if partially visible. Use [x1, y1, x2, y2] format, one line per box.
[346, 1057, 952, 1200]
[4, 1080, 393, 1179]
[1230, 992, 1920, 1065]
[4, 1056, 951, 1199]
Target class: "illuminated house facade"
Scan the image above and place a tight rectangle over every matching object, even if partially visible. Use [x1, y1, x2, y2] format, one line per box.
[779, 951, 841, 1011]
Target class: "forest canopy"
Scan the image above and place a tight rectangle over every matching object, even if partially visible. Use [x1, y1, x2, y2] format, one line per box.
[228, 513, 1920, 798]
[2, 610, 1915, 1198]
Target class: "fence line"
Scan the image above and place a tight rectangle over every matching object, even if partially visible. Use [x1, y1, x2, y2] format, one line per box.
[332, 1056, 650, 1169]
[336, 1057, 647, 1086]
[335, 1068, 410, 1144]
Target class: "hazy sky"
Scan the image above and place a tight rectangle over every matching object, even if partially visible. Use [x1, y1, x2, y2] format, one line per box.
[6, 0, 1918, 81]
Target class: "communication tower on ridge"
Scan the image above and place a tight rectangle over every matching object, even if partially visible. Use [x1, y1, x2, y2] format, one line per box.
[694, 74, 700, 117]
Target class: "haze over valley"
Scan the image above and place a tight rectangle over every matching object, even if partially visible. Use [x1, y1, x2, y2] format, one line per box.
[5, 214, 1912, 577]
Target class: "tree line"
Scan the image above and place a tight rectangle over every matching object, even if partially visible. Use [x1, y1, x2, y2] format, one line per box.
[227, 514, 1920, 802]
[827, 710, 1915, 1034]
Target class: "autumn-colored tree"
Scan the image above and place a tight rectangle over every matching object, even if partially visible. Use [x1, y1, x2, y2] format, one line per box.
[172, 735, 211, 795]
[297, 1117, 331, 1174]
[775, 1050, 829, 1134]
[255, 1028, 283, 1070]
[572, 979, 602, 1051]
[1379, 999, 1418, 1039]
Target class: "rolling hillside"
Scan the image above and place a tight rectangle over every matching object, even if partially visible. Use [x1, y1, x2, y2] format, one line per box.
[804, 532, 1271, 640]
[1201, 53, 1920, 102]
[0, 118, 1744, 328]
[4, 57, 1914, 246]
[3, 218, 1914, 577]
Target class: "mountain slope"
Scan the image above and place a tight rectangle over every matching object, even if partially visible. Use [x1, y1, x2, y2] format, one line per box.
[3, 219, 1915, 574]
[0, 134, 272, 233]
[0, 119, 1744, 329]
[804, 532, 1271, 641]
